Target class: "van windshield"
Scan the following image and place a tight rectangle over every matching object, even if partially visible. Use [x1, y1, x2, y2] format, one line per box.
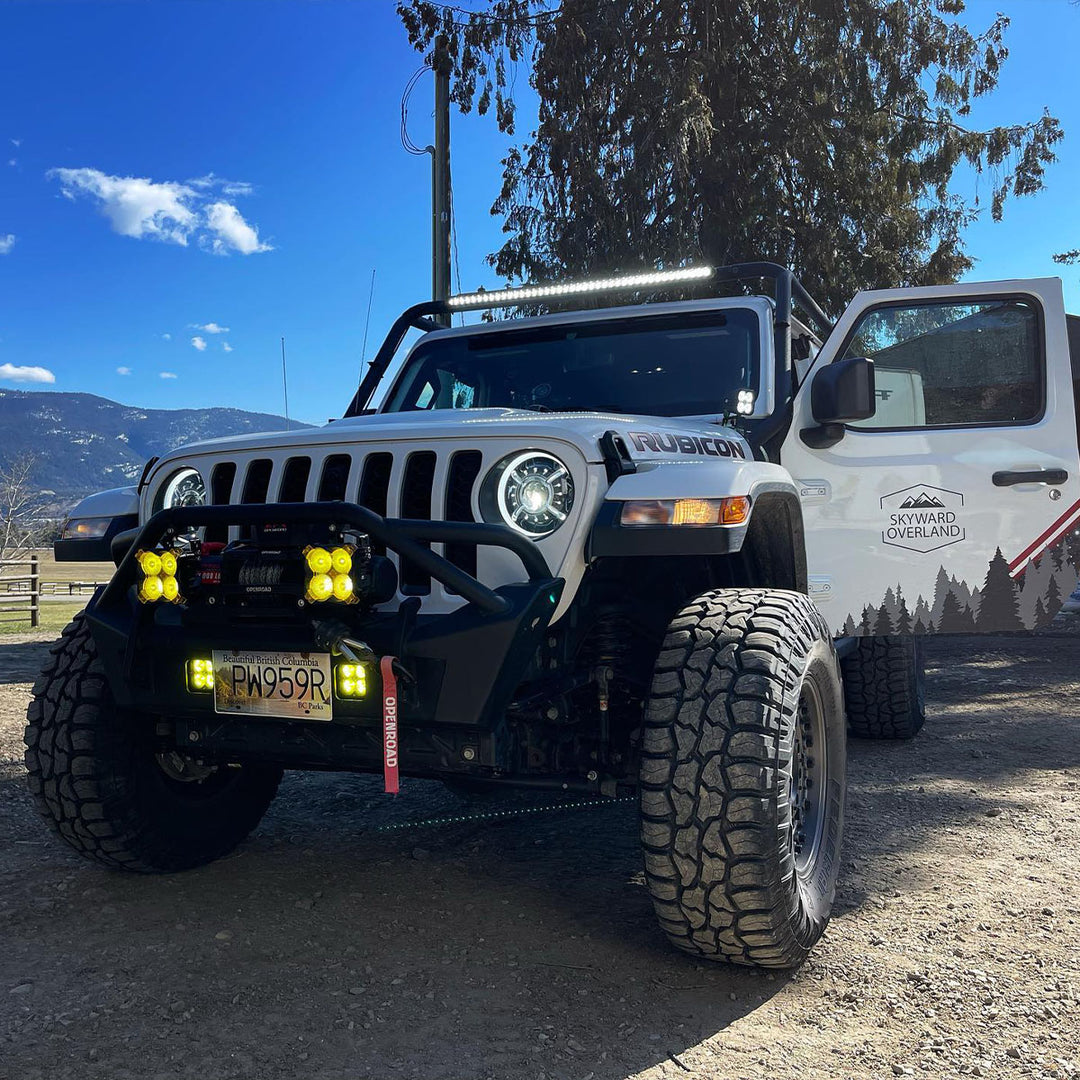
[382, 309, 761, 417]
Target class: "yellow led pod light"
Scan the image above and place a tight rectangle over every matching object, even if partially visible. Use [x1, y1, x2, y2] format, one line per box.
[136, 548, 183, 604]
[303, 544, 357, 603]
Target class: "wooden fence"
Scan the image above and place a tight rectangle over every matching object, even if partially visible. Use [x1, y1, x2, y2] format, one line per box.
[0, 555, 39, 628]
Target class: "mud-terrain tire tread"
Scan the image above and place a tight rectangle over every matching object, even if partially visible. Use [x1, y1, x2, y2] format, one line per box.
[24, 613, 282, 872]
[639, 588, 845, 969]
[841, 635, 925, 739]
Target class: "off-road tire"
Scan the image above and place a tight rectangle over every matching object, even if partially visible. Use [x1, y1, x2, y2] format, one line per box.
[24, 613, 283, 873]
[639, 588, 846, 968]
[841, 635, 925, 739]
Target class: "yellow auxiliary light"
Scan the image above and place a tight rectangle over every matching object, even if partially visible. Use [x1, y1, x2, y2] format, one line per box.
[135, 548, 184, 604]
[306, 547, 332, 574]
[307, 573, 334, 602]
[138, 550, 162, 577]
[139, 575, 165, 603]
[187, 657, 214, 692]
[335, 663, 368, 699]
[304, 544, 357, 603]
[332, 574, 354, 602]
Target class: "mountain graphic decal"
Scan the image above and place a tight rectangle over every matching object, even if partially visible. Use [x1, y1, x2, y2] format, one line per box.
[899, 492, 947, 509]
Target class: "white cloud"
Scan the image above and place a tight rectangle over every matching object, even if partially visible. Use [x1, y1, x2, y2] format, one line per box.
[162, 333, 171, 341]
[204, 201, 271, 255]
[188, 173, 254, 198]
[0, 234, 15, 254]
[11, 139, 20, 148]
[116, 366, 132, 376]
[7, 159, 15, 168]
[190, 336, 207, 351]
[222, 342, 234, 353]
[0, 362, 55, 384]
[191, 321, 229, 334]
[48, 166, 271, 256]
[159, 371, 178, 379]
[50, 167, 196, 245]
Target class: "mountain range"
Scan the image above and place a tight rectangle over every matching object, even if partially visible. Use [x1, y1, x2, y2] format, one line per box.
[0, 389, 311, 504]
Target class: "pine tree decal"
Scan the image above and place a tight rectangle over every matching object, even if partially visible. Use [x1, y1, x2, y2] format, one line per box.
[976, 547, 1023, 632]
[860, 605, 873, 636]
[895, 591, 912, 635]
[938, 589, 965, 633]
[1046, 574, 1062, 619]
[842, 614, 857, 637]
[1034, 595, 1049, 629]
[874, 603, 893, 636]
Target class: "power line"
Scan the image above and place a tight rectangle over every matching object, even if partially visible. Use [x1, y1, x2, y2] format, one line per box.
[401, 64, 433, 157]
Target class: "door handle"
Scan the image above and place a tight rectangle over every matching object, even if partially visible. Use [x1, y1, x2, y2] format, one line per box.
[992, 468, 1069, 487]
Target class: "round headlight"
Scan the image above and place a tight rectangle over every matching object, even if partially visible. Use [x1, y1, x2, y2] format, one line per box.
[158, 467, 206, 511]
[482, 451, 575, 537]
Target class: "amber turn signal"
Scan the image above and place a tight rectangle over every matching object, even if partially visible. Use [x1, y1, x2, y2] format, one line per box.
[619, 496, 750, 527]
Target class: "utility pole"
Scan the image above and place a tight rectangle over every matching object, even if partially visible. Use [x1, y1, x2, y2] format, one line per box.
[432, 34, 452, 326]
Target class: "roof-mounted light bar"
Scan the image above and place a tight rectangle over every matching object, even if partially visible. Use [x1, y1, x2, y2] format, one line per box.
[447, 265, 714, 310]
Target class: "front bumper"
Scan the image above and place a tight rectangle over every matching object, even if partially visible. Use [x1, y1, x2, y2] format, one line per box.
[85, 501, 563, 776]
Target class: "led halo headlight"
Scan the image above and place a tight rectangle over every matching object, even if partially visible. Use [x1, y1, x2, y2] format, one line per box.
[156, 466, 206, 512]
[481, 451, 575, 538]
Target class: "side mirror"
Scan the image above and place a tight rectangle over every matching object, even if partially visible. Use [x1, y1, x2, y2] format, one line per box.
[801, 357, 875, 448]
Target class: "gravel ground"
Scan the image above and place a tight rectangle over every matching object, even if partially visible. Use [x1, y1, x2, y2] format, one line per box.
[1, 629, 1079, 1080]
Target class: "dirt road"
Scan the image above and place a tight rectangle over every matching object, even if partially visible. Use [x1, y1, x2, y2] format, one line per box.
[2, 631, 1078, 1080]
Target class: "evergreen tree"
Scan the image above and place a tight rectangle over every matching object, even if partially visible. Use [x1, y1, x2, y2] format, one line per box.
[873, 603, 893, 637]
[399, 0, 1062, 309]
[1046, 574, 1062, 618]
[976, 547, 1023, 632]
[895, 594, 913, 636]
[860, 605, 874, 636]
[883, 586, 898, 622]
[938, 589, 965, 633]
[931, 566, 952, 627]
[1033, 596, 1048, 630]
[913, 616, 928, 636]
[842, 614, 858, 637]
[958, 603, 977, 633]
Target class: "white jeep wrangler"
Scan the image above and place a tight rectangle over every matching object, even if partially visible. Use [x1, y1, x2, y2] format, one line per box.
[30, 263, 1080, 968]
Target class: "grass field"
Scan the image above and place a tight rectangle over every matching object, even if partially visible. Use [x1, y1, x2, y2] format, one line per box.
[0, 601, 84, 636]
[0, 549, 110, 636]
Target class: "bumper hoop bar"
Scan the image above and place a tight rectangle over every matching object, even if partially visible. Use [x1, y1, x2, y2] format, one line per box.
[101, 502, 551, 617]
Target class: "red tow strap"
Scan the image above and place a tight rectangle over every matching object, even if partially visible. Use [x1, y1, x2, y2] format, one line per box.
[380, 656, 400, 794]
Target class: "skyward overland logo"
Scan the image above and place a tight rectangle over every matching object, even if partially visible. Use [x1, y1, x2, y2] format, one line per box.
[880, 485, 966, 553]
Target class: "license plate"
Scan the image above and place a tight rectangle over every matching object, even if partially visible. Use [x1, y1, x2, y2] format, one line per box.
[213, 650, 333, 721]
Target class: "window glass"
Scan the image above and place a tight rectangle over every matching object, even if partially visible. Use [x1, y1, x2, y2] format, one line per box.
[383, 309, 761, 418]
[843, 298, 1041, 428]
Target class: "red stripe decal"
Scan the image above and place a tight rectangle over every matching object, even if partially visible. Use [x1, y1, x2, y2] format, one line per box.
[380, 656, 400, 795]
[1009, 497, 1080, 572]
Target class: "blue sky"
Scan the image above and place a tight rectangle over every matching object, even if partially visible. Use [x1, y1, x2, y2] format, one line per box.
[1, 0, 1078, 426]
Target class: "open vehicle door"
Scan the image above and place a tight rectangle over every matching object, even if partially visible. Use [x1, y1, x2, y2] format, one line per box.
[781, 278, 1080, 636]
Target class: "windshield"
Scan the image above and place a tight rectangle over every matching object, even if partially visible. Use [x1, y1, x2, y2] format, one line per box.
[382, 309, 761, 417]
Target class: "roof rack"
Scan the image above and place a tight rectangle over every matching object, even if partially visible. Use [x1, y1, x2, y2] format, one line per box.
[343, 261, 831, 418]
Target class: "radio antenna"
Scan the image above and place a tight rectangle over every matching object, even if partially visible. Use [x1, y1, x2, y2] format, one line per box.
[281, 336, 291, 431]
[360, 268, 376, 381]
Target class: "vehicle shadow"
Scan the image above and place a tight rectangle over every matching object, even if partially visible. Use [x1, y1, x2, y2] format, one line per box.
[0, 639, 54, 685]
[1, 768, 793, 1080]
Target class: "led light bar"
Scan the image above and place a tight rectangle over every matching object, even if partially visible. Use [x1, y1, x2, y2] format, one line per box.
[447, 266, 714, 310]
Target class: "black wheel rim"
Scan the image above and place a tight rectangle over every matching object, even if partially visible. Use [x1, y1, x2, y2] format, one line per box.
[789, 677, 828, 875]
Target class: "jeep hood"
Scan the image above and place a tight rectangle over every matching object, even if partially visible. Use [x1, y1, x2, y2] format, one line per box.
[157, 408, 751, 468]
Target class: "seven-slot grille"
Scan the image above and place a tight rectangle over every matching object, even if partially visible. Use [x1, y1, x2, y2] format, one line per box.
[205, 448, 485, 596]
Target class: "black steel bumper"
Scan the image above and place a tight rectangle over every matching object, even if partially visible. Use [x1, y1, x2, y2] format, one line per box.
[84, 502, 563, 774]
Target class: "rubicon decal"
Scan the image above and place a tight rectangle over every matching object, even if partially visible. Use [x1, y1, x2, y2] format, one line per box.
[880, 485, 966, 553]
[627, 431, 747, 459]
